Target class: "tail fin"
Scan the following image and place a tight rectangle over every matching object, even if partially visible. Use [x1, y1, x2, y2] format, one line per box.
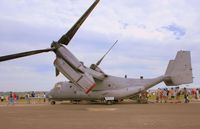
[164, 51, 193, 86]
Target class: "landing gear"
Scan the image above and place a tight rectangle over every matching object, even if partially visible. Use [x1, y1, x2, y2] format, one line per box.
[106, 100, 113, 105]
[50, 101, 56, 105]
[71, 100, 80, 104]
[104, 97, 115, 105]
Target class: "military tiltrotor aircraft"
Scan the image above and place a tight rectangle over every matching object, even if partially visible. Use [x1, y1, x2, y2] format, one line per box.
[0, 0, 193, 105]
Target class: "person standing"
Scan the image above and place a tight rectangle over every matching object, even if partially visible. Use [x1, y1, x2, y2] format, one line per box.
[9, 91, 14, 105]
[1, 95, 4, 102]
[176, 87, 181, 103]
[191, 89, 196, 99]
[183, 87, 189, 103]
[155, 88, 160, 103]
[31, 91, 36, 104]
[13, 92, 17, 104]
[159, 89, 163, 103]
[43, 92, 46, 103]
[171, 88, 175, 100]
[168, 88, 172, 100]
[195, 88, 199, 99]
[163, 89, 168, 103]
[25, 93, 30, 104]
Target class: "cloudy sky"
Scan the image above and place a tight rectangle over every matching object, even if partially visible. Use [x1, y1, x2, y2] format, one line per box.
[0, 0, 199, 92]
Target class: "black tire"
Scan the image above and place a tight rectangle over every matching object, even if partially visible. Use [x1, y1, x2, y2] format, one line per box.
[50, 101, 56, 105]
[106, 100, 113, 105]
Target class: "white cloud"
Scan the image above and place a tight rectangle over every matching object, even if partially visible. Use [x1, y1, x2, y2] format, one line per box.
[0, 0, 200, 91]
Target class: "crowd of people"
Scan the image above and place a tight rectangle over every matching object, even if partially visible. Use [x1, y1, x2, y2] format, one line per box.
[153, 87, 200, 103]
[0, 91, 47, 105]
[0, 92, 19, 105]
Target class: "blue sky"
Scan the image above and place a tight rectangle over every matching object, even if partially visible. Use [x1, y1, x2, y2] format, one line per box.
[0, 0, 200, 91]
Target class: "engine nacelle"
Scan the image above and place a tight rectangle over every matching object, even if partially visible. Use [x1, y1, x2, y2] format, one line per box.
[56, 46, 85, 72]
[54, 57, 95, 94]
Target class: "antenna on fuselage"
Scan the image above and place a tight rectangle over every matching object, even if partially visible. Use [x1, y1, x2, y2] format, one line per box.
[90, 40, 118, 70]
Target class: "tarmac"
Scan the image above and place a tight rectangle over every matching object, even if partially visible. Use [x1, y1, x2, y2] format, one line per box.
[0, 102, 200, 129]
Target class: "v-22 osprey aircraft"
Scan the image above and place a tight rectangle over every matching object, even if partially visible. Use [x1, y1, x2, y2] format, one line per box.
[0, 0, 193, 104]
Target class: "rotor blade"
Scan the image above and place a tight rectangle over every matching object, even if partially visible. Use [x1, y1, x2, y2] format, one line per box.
[96, 40, 118, 66]
[55, 67, 60, 77]
[58, 0, 100, 45]
[0, 48, 54, 62]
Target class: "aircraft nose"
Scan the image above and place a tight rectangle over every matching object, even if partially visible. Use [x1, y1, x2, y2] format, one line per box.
[45, 92, 50, 98]
[46, 91, 53, 99]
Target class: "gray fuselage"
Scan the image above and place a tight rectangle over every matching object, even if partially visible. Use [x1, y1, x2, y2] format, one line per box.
[48, 75, 165, 101]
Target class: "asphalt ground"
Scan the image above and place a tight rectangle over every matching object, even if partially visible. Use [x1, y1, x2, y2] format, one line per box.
[0, 103, 200, 129]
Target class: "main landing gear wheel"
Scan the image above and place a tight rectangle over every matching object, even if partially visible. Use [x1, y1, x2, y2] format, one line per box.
[106, 100, 113, 105]
[50, 101, 56, 105]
